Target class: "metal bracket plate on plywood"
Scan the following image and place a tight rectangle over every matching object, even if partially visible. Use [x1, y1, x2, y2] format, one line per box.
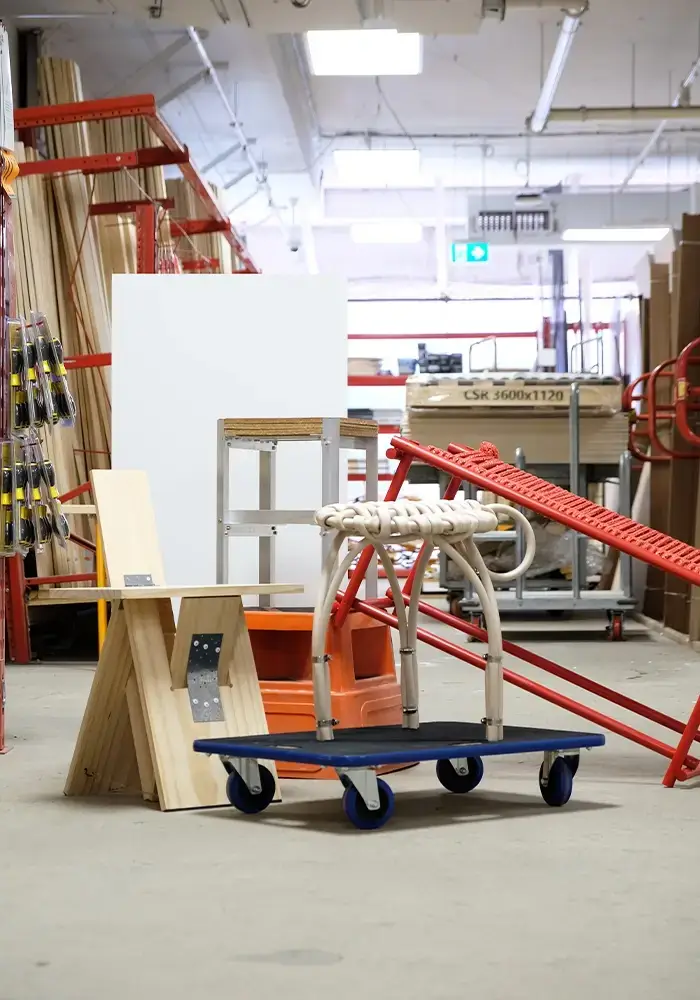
[124, 574, 155, 587]
[187, 633, 225, 723]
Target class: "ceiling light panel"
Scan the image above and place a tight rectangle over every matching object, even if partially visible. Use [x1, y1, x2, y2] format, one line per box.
[306, 30, 422, 76]
[333, 149, 421, 186]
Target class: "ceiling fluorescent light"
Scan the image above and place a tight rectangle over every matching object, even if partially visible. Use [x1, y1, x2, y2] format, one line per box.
[562, 227, 670, 243]
[529, 11, 584, 134]
[351, 222, 423, 244]
[334, 149, 420, 184]
[306, 30, 422, 77]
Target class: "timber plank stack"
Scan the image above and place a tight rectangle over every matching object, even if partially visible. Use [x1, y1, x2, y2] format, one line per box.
[166, 177, 234, 273]
[13, 56, 169, 582]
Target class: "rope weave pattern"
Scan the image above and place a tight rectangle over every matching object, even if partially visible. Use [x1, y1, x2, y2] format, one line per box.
[315, 499, 498, 542]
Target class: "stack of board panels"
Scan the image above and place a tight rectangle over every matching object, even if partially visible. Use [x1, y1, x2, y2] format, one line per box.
[37, 56, 112, 496]
[89, 110, 167, 290]
[403, 373, 627, 466]
[405, 373, 623, 412]
[165, 177, 233, 273]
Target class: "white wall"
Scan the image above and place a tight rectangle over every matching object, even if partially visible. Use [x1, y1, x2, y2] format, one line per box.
[112, 274, 348, 606]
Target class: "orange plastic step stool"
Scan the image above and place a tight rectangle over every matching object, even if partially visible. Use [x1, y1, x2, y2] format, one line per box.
[245, 609, 406, 778]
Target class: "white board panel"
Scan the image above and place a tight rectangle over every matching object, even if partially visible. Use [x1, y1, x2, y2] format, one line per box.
[112, 274, 348, 606]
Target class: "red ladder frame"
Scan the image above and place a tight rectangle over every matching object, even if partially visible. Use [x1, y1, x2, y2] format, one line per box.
[337, 437, 700, 787]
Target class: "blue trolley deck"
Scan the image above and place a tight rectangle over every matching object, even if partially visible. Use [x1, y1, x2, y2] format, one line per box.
[194, 721, 605, 768]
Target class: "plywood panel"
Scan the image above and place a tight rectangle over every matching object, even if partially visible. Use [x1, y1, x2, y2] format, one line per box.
[111, 275, 348, 607]
[91, 468, 166, 585]
[46, 583, 303, 603]
[124, 598, 275, 810]
[64, 607, 134, 796]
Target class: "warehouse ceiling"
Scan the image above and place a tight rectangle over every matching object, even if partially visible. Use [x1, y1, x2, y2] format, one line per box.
[6, 0, 700, 290]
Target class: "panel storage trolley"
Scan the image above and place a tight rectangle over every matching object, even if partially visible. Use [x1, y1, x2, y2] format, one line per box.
[195, 495, 605, 830]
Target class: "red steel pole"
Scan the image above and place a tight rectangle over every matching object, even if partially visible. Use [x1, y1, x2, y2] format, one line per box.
[352, 598, 696, 768]
[334, 452, 414, 628]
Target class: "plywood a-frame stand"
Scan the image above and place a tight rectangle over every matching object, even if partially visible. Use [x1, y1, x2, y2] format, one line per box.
[63, 470, 302, 810]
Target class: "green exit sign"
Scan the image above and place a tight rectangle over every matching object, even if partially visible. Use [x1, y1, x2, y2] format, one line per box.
[451, 241, 489, 264]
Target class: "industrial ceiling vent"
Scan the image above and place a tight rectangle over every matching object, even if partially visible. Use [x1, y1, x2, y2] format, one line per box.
[475, 209, 552, 235]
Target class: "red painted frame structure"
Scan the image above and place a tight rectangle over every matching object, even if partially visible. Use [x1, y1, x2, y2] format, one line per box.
[337, 435, 700, 788]
[7, 93, 258, 664]
[14, 93, 257, 274]
[624, 335, 700, 462]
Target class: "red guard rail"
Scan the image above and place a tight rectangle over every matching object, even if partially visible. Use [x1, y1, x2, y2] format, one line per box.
[624, 336, 700, 460]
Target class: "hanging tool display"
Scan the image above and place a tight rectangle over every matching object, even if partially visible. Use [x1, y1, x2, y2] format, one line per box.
[1, 311, 74, 556]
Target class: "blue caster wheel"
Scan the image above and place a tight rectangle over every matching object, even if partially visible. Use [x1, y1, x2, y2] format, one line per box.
[538, 757, 574, 807]
[564, 754, 580, 777]
[342, 778, 395, 831]
[226, 765, 276, 814]
[436, 756, 484, 793]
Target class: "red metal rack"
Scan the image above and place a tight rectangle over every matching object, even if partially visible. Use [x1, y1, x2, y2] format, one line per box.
[14, 94, 257, 274]
[7, 93, 258, 664]
[335, 436, 700, 788]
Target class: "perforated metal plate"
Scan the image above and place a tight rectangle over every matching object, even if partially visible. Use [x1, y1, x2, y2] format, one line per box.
[187, 633, 224, 723]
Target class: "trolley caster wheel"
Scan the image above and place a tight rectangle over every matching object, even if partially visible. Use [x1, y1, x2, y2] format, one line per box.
[606, 612, 625, 642]
[448, 593, 464, 618]
[563, 754, 580, 777]
[342, 778, 395, 831]
[464, 611, 484, 642]
[538, 757, 574, 807]
[226, 765, 276, 815]
[436, 756, 484, 793]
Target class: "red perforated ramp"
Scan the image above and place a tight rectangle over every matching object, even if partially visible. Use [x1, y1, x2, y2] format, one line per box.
[391, 437, 700, 589]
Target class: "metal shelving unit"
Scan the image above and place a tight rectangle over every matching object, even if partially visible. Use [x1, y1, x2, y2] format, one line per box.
[216, 417, 379, 607]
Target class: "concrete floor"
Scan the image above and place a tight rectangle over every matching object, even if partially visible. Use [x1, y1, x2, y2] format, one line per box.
[1, 619, 700, 1000]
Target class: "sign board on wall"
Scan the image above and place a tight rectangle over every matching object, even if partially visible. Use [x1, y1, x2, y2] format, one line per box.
[451, 241, 489, 264]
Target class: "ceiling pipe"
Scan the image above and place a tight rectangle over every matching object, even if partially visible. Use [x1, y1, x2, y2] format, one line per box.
[186, 26, 288, 231]
[619, 54, 700, 191]
[527, 3, 588, 134]
[483, 0, 587, 15]
[547, 105, 700, 123]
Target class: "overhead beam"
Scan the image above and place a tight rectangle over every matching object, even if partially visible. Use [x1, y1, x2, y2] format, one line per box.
[202, 140, 256, 174]
[158, 68, 210, 108]
[103, 34, 192, 98]
[223, 166, 254, 190]
[547, 106, 700, 124]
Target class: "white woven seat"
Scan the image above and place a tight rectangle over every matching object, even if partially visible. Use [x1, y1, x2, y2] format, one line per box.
[315, 498, 498, 542]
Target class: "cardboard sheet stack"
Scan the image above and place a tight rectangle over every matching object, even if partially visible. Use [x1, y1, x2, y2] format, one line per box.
[402, 372, 628, 465]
